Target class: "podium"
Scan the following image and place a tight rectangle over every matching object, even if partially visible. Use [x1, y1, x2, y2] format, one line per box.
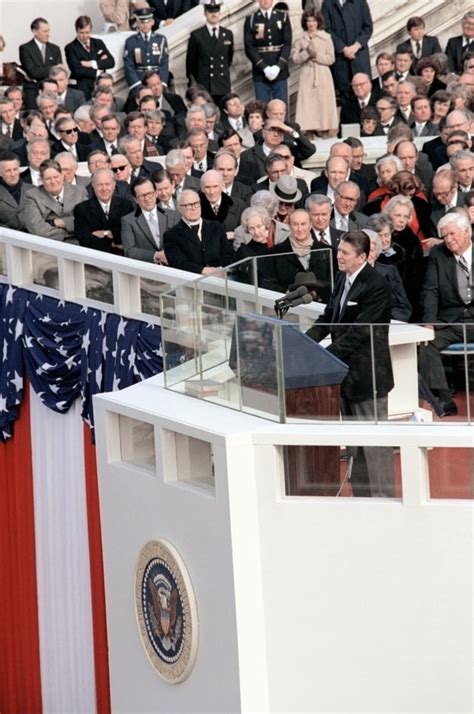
[230, 314, 348, 496]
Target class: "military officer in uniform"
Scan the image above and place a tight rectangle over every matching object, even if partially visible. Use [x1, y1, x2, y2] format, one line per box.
[123, 6, 169, 95]
[186, 0, 234, 108]
[243, 0, 292, 107]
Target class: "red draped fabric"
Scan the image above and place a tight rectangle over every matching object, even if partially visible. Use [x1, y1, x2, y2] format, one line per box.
[0, 386, 42, 714]
[83, 426, 111, 714]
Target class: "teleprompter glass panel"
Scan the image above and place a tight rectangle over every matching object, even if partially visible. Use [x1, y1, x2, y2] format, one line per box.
[84, 264, 114, 304]
[32, 251, 59, 289]
[118, 415, 155, 471]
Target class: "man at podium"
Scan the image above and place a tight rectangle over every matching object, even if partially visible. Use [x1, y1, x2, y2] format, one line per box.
[307, 230, 395, 497]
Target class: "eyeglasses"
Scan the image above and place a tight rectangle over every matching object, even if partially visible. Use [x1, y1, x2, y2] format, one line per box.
[336, 194, 357, 203]
[111, 164, 129, 173]
[433, 188, 454, 199]
[60, 127, 78, 134]
[136, 191, 155, 200]
[377, 105, 393, 111]
[179, 201, 200, 209]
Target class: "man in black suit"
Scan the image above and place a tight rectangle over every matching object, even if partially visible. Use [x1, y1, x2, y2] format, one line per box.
[118, 136, 156, 182]
[188, 128, 215, 177]
[396, 16, 441, 72]
[142, 70, 187, 139]
[445, 11, 474, 74]
[419, 212, 474, 416]
[186, 0, 234, 107]
[214, 148, 253, 206]
[254, 152, 308, 199]
[74, 168, 134, 252]
[371, 52, 395, 98]
[430, 169, 466, 230]
[307, 230, 395, 497]
[51, 117, 91, 161]
[264, 99, 316, 165]
[305, 193, 343, 302]
[19, 18, 63, 110]
[149, 0, 190, 27]
[321, 0, 373, 97]
[122, 177, 179, 263]
[65, 15, 115, 101]
[409, 95, 438, 138]
[199, 169, 245, 235]
[163, 189, 235, 274]
[221, 130, 261, 185]
[340, 73, 377, 125]
[393, 139, 434, 193]
[0, 98, 23, 141]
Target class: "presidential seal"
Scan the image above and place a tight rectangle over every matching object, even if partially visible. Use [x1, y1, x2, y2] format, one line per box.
[135, 540, 198, 683]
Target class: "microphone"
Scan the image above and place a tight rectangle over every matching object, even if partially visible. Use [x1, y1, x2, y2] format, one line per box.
[286, 293, 313, 308]
[275, 285, 308, 308]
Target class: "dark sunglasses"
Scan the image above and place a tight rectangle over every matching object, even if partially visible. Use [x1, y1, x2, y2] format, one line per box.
[61, 127, 78, 134]
[111, 165, 128, 173]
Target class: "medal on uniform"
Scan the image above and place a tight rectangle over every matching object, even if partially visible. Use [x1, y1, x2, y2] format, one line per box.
[152, 43, 160, 56]
[134, 48, 142, 64]
[255, 23, 264, 39]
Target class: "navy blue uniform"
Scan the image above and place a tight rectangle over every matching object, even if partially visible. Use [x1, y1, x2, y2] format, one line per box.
[123, 31, 169, 91]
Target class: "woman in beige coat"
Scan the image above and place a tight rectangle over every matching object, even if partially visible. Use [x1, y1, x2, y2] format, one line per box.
[292, 9, 338, 138]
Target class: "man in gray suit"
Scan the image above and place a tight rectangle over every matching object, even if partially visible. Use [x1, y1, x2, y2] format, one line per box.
[330, 181, 369, 232]
[0, 152, 35, 231]
[121, 177, 179, 263]
[24, 158, 87, 241]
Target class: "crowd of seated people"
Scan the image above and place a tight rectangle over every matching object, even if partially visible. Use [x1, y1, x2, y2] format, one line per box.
[0, 4, 473, 416]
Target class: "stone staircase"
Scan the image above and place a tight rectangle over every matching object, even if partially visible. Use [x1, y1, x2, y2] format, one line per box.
[104, 0, 471, 104]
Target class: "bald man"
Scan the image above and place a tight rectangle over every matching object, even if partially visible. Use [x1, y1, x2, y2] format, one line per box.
[199, 169, 245, 236]
[163, 189, 235, 274]
[340, 72, 377, 124]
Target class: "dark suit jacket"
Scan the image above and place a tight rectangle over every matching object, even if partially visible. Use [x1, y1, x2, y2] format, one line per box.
[264, 237, 329, 295]
[65, 37, 115, 100]
[445, 35, 474, 74]
[122, 206, 180, 262]
[0, 118, 23, 142]
[163, 218, 235, 273]
[310, 171, 368, 205]
[229, 180, 253, 206]
[430, 191, 465, 229]
[149, 0, 190, 24]
[421, 242, 474, 323]
[240, 144, 267, 180]
[309, 227, 343, 302]
[19, 39, 62, 108]
[340, 93, 377, 125]
[51, 141, 91, 161]
[321, 0, 373, 93]
[307, 263, 394, 402]
[199, 192, 245, 233]
[186, 25, 234, 97]
[375, 262, 412, 322]
[190, 152, 215, 179]
[422, 135, 444, 168]
[396, 35, 441, 72]
[410, 120, 439, 138]
[73, 194, 134, 251]
[0, 181, 34, 231]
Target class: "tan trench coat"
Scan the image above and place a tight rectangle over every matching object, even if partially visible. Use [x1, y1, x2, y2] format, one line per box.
[292, 30, 338, 132]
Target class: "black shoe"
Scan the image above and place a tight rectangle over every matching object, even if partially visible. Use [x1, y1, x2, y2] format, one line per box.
[440, 400, 458, 417]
